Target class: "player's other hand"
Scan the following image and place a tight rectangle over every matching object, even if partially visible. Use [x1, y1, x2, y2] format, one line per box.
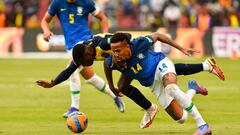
[181, 48, 200, 56]
[43, 31, 53, 42]
[36, 80, 55, 88]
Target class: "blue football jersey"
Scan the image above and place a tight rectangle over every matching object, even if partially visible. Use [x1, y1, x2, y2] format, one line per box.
[106, 36, 166, 87]
[48, 0, 97, 50]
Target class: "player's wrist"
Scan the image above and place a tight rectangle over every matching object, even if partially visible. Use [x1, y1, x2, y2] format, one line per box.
[51, 80, 56, 87]
[109, 85, 115, 90]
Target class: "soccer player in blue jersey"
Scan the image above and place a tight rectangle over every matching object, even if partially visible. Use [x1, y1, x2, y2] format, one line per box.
[37, 33, 223, 133]
[104, 32, 212, 135]
[40, 0, 124, 118]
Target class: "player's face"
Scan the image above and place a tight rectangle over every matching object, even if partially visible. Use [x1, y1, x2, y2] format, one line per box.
[111, 40, 132, 61]
[82, 46, 95, 66]
[66, 0, 77, 3]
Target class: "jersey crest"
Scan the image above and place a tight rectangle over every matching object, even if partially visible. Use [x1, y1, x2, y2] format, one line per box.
[137, 53, 145, 59]
[77, 7, 83, 15]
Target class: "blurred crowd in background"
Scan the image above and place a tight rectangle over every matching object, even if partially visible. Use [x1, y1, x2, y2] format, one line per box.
[0, 0, 240, 30]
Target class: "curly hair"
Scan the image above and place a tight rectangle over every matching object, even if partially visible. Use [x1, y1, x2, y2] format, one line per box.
[110, 32, 131, 44]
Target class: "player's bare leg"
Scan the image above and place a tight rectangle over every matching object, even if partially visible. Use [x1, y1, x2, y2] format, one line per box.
[82, 66, 125, 112]
[79, 66, 94, 79]
[165, 100, 186, 123]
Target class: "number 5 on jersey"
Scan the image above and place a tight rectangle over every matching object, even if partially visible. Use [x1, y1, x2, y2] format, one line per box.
[69, 14, 74, 24]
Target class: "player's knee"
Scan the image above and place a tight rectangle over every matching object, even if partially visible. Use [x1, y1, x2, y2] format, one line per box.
[176, 110, 188, 124]
[162, 73, 177, 87]
[165, 83, 179, 96]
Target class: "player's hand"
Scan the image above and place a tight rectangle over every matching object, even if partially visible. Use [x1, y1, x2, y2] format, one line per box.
[181, 48, 200, 56]
[117, 91, 124, 97]
[43, 31, 53, 42]
[36, 80, 55, 88]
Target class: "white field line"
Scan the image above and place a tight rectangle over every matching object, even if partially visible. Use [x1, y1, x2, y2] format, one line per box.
[0, 52, 69, 59]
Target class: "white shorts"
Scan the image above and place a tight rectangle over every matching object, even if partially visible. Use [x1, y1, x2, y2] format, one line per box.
[150, 57, 176, 109]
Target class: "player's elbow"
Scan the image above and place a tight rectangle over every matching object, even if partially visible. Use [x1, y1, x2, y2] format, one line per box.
[96, 10, 108, 21]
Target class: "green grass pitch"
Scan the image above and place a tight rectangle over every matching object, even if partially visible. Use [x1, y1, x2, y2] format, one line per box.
[0, 57, 239, 135]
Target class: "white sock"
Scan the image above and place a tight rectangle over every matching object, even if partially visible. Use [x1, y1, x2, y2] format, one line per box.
[186, 89, 196, 100]
[165, 84, 206, 127]
[189, 106, 206, 127]
[202, 62, 210, 71]
[86, 74, 116, 98]
[165, 84, 191, 108]
[69, 69, 81, 109]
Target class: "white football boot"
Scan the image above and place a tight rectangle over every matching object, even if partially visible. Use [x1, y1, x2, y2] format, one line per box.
[140, 103, 158, 129]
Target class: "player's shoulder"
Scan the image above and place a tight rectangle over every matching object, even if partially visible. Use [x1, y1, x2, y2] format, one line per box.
[50, 0, 62, 7]
[94, 33, 112, 43]
[132, 35, 153, 44]
[94, 33, 113, 38]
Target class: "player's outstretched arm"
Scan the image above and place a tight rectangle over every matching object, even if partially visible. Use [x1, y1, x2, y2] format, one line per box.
[36, 61, 80, 88]
[94, 10, 109, 33]
[104, 60, 116, 92]
[150, 32, 200, 56]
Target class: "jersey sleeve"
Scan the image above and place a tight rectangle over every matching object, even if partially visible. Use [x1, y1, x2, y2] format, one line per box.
[131, 35, 154, 54]
[93, 34, 111, 50]
[86, 0, 99, 15]
[48, 0, 58, 16]
[53, 61, 79, 85]
[99, 34, 112, 50]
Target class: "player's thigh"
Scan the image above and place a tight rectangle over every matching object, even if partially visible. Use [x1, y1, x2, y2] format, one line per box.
[165, 99, 183, 120]
[80, 66, 95, 79]
[156, 57, 177, 87]
[152, 81, 174, 110]
[117, 74, 133, 92]
[162, 73, 177, 87]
